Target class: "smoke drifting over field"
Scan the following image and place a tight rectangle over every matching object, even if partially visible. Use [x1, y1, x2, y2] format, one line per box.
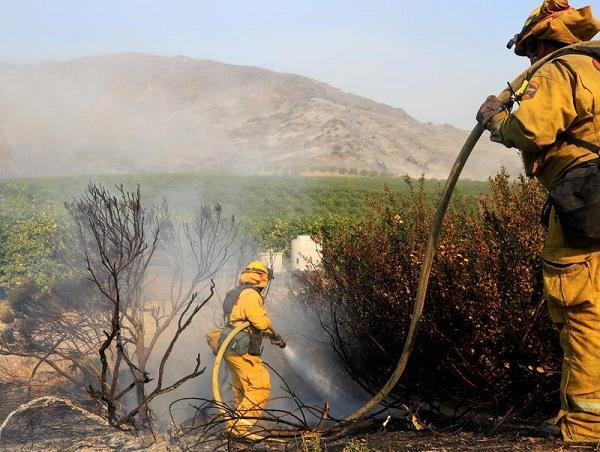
[0, 50, 523, 438]
[147, 273, 370, 429]
[0, 53, 521, 180]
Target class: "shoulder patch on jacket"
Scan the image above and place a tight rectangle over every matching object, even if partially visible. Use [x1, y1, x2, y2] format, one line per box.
[521, 81, 539, 100]
[594, 59, 600, 72]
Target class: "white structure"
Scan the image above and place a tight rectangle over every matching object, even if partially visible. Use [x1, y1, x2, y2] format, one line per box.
[259, 251, 285, 274]
[290, 235, 322, 271]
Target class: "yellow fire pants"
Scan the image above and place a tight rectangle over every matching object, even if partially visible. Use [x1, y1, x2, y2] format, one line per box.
[543, 213, 600, 443]
[224, 353, 271, 435]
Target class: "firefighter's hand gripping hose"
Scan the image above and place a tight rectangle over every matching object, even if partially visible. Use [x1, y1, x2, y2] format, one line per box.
[212, 41, 600, 438]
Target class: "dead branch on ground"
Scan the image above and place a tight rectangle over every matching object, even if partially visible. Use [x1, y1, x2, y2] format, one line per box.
[0, 396, 110, 441]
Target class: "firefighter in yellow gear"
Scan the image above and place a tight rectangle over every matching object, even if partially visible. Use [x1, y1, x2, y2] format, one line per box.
[477, 0, 600, 443]
[222, 261, 285, 436]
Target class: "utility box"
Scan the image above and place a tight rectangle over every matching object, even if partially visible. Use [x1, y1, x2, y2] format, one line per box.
[290, 235, 321, 271]
[259, 251, 284, 274]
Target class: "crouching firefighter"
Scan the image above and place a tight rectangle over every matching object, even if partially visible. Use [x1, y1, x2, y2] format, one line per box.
[477, 0, 600, 444]
[212, 261, 286, 437]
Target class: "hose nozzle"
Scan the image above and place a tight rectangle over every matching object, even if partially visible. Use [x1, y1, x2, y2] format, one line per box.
[507, 34, 520, 49]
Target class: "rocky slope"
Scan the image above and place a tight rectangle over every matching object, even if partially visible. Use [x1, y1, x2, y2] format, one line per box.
[0, 53, 520, 179]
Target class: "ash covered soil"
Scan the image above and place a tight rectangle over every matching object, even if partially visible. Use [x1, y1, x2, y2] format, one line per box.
[0, 412, 575, 451]
[0, 385, 580, 452]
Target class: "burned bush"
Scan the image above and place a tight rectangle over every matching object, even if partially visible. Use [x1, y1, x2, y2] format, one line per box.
[0, 183, 248, 431]
[302, 171, 560, 416]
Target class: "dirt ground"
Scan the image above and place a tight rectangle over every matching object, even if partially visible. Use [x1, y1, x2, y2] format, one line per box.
[327, 430, 567, 452]
[0, 358, 594, 452]
[0, 415, 582, 451]
[0, 382, 591, 452]
[0, 295, 595, 451]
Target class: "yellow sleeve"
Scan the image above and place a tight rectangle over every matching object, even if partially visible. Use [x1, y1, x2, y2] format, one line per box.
[489, 60, 578, 153]
[238, 288, 272, 331]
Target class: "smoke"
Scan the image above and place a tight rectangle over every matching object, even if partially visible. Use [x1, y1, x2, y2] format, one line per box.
[0, 51, 428, 437]
[144, 271, 371, 430]
[282, 345, 363, 415]
[258, 281, 370, 421]
[0, 53, 311, 179]
[0, 53, 522, 181]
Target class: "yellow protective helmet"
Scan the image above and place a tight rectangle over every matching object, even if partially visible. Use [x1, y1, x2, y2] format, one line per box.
[507, 1, 600, 56]
[239, 260, 273, 288]
[245, 260, 270, 275]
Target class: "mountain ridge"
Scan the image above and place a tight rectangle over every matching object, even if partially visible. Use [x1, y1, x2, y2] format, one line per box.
[0, 52, 520, 179]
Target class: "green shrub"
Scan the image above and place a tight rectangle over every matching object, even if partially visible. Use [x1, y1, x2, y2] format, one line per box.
[0, 211, 66, 293]
[343, 438, 379, 452]
[301, 432, 322, 452]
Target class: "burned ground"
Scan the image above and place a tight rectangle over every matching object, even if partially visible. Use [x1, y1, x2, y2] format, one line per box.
[0, 175, 593, 450]
[0, 384, 574, 452]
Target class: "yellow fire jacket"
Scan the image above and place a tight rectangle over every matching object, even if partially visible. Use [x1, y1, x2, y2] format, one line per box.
[227, 273, 272, 332]
[489, 53, 600, 190]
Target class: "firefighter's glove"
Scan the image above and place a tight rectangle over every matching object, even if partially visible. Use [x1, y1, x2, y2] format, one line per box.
[270, 334, 287, 349]
[476, 95, 508, 130]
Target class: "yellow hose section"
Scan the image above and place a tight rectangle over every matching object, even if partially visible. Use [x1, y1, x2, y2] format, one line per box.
[212, 322, 248, 416]
[211, 321, 286, 443]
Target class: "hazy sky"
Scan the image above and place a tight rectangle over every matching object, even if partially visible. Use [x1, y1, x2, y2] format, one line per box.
[1, 1, 597, 129]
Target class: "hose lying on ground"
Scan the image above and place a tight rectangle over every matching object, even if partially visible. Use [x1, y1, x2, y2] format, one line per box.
[0, 396, 110, 441]
[211, 41, 600, 436]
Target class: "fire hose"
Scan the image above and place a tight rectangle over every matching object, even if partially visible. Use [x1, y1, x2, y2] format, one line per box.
[343, 40, 600, 422]
[212, 41, 600, 437]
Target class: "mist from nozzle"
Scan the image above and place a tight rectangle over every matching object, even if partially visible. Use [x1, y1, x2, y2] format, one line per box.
[282, 344, 359, 412]
[262, 289, 371, 421]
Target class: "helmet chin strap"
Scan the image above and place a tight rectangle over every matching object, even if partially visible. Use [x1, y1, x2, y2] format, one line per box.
[259, 262, 274, 301]
[261, 274, 272, 301]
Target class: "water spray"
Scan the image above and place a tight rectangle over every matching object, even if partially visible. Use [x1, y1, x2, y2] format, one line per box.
[282, 344, 356, 409]
[282, 345, 334, 396]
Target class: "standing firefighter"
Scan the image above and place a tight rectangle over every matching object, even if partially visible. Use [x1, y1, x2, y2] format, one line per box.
[219, 261, 285, 436]
[477, 0, 600, 443]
